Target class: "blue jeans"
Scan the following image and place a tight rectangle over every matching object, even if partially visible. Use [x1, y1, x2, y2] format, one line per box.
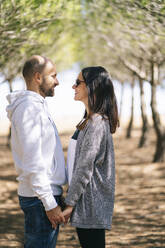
[19, 195, 61, 248]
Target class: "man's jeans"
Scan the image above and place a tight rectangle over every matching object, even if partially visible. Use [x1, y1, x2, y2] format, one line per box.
[19, 195, 61, 248]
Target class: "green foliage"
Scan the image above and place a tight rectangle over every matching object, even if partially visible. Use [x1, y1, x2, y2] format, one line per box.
[0, 0, 82, 79]
[73, 0, 165, 83]
[0, 0, 165, 83]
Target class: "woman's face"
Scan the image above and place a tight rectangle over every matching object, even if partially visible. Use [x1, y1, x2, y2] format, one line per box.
[72, 72, 88, 105]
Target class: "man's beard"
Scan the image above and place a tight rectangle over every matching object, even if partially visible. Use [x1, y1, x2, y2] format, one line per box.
[39, 77, 54, 97]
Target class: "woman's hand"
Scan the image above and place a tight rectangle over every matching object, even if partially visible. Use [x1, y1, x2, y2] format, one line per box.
[62, 205, 73, 224]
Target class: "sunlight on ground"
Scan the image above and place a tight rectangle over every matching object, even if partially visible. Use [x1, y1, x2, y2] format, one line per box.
[0, 129, 165, 248]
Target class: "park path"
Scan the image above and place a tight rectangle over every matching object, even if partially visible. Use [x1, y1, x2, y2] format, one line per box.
[0, 128, 165, 248]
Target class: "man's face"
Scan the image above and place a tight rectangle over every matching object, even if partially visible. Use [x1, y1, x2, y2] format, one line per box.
[39, 61, 59, 97]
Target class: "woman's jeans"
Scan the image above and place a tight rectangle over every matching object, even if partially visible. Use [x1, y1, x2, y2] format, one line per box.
[19, 195, 61, 248]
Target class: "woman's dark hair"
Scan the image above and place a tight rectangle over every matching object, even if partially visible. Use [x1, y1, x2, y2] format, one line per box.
[81, 66, 119, 134]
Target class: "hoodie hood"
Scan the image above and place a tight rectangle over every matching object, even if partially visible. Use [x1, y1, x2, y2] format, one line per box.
[6, 90, 45, 120]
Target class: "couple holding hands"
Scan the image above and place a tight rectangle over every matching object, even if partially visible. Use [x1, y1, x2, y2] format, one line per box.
[6, 55, 118, 248]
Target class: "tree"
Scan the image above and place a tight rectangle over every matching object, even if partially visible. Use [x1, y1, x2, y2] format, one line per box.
[138, 77, 150, 148]
[73, 0, 165, 161]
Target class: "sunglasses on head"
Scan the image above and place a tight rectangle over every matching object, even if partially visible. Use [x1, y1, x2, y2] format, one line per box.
[75, 79, 85, 87]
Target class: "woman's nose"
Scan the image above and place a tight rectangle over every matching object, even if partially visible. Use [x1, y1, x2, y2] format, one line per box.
[72, 84, 76, 89]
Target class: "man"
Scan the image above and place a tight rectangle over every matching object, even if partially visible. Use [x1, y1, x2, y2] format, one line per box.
[6, 55, 67, 247]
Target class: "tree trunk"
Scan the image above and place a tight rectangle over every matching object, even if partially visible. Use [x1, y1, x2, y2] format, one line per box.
[7, 79, 12, 148]
[150, 62, 165, 162]
[138, 78, 150, 148]
[126, 76, 135, 138]
[119, 82, 124, 120]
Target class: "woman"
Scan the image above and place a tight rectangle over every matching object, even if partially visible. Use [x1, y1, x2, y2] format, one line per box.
[63, 66, 119, 248]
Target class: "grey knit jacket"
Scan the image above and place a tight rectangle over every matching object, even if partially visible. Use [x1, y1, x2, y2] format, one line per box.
[65, 114, 115, 230]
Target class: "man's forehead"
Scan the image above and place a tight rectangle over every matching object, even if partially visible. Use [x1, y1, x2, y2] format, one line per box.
[44, 60, 56, 74]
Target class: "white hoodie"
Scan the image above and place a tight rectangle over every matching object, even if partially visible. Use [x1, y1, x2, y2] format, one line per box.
[6, 90, 67, 211]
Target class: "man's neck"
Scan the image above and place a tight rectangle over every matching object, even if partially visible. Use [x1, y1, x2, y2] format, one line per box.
[26, 86, 45, 98]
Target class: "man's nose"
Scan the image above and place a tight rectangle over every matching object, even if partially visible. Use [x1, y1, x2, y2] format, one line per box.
[72, 84, 76, 89]
[55, 78, 59, 86]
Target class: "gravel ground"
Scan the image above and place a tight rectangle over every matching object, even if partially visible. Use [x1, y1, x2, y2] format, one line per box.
[0, 128, 165, 248]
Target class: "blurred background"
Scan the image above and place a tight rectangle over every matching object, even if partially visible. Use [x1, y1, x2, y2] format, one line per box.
[0, 0, 165, 161]
[0, 0, 165, 247]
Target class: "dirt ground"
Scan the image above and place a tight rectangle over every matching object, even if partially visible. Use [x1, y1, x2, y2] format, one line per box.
[0, 128, 165, 248]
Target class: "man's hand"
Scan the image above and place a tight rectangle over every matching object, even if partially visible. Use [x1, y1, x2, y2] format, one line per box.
[46, 206, 65, 229]
[62, 205, 73, 224]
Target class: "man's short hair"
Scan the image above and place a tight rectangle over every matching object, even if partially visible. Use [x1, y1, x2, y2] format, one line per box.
[22, 56, 48, 81]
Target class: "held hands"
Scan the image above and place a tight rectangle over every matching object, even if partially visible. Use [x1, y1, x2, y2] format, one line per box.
[46, 206, 65, 229]
[46, 205, 73, 228]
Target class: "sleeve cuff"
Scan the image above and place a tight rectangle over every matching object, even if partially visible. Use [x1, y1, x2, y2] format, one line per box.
[65, 197, 76, 207]
[40, 194, 58, 211]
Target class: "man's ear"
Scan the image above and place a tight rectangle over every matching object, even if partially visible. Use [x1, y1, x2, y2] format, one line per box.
[34, 72, 42, 85]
